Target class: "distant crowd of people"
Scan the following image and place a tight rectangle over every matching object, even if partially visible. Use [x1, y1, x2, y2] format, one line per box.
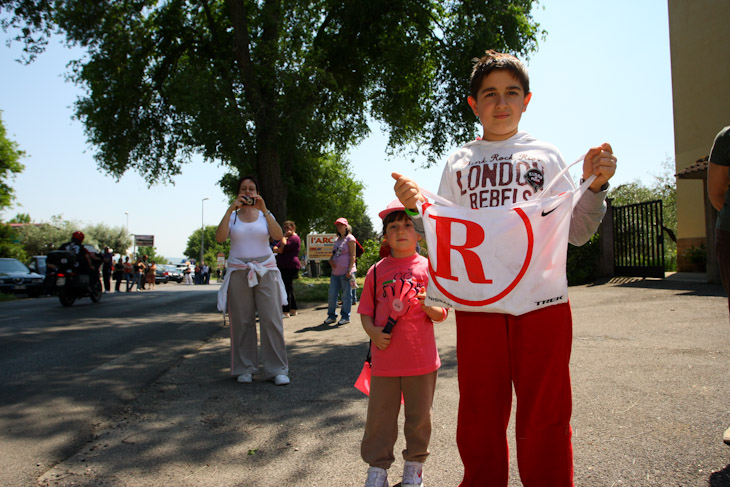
[102, 252, 213, 293]
[108, 253, 158, 293]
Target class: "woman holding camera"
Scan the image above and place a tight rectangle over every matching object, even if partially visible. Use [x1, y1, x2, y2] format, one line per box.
[216, 175, 290, 386]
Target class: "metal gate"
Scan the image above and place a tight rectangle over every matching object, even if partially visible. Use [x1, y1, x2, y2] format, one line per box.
[613, 199, 665, 278]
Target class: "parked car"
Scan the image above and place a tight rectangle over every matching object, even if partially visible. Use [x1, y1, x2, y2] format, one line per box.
[0, 258, 45, 297]
[154, 265, 169, 284]
[27, 255, 48, 275]
[161, 264, 183, 283]
[27, 255, 55, 295]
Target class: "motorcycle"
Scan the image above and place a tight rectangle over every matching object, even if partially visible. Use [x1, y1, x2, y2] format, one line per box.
[46, 250, 103, 307]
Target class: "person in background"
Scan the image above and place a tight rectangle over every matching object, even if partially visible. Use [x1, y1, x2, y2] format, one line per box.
[134, 257, 145, 291]
[146, 260, 156, 290]
[123, 256, 134, 292]
[347, 224, 359, 305]
[274, 220, 301, 318]
[101, 247, 113, 293]
[202, 263, 210, 284]
[183, 266, 193, 285]
[706, 125, 730, 445]
[324, 217, 356, 326]
[113, 257, 124, 292]
[139, 255, 149, 290]
[215, 175, 290, 386]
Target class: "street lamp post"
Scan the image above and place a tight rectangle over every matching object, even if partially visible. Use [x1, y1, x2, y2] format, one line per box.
[201, 198, 209, 269]
[125, 211, 131, 257]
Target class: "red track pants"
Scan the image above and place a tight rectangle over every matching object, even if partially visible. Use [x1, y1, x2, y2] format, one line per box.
[455, 303, 574, 487]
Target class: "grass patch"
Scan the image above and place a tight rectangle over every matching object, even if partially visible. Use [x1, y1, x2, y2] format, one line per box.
[293, 276, 365, 303]
[0, 292, 17, 302]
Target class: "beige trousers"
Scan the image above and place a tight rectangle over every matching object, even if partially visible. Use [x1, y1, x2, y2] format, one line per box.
[227, 268, 288, 378]
[361, 370, 438, 469]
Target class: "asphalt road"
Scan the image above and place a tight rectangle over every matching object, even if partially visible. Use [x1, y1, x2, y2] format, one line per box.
[0, 283, 223, 486]
[21, 274, 730, 487]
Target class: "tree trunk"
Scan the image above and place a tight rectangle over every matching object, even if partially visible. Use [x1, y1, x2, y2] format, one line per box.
[256, 137, 287, 224]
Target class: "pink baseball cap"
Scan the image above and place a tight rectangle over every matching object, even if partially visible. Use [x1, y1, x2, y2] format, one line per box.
[378, 199, 406, 220]
[334, 217, 349, 226]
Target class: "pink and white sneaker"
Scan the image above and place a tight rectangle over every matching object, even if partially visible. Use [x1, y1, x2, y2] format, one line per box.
[364, 466, 389, 487]
[402, 460, 424, 487]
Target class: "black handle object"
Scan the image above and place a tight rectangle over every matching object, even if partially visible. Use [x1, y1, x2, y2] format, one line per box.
[383, 316, 397, 334]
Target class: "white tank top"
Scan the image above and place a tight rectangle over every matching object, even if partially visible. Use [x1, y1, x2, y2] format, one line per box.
[229, 211, 273, 259]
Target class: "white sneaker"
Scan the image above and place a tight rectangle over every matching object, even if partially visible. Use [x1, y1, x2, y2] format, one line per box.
[323, 317, 336, 325]
[236, 373, 252, 383]
[402, 461, 424, 487]
[273, 374, 290, 386]
[337, 318, 350, 325]
[364, 466, 389, 487]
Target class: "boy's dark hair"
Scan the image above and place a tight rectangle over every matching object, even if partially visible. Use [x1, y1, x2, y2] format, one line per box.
[382, 210, 409, 235]
[236, 175, 259, 193]
[470, 50, 530, 99]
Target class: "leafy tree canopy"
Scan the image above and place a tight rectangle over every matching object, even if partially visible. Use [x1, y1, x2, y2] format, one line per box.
[8, 212, 31, 223]
[184, 225, 230, 265]
[0, 223, 25, 260]
[84, 222, 133, 254]
[135, 246, 168, 264]
[0, 111, 25, 213]
[9, 215, 131, 258]
[1, 0, 542, 230]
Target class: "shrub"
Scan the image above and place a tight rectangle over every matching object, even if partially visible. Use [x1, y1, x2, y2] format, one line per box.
[566, 233, 600, 285]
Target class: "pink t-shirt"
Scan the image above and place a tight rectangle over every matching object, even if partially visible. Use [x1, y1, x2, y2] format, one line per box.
[358, 254, 441, 377]
[330, 234, 356, 276]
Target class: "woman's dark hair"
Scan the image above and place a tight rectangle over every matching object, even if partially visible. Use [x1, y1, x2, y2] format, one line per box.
[382, 210, 409, 235]
[336, 224, 351, 237]
[283, 220, 296, 231]
[236, 175, 259, 193]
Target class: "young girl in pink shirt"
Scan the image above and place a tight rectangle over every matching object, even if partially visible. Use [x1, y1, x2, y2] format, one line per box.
[358, 200, 448, 487]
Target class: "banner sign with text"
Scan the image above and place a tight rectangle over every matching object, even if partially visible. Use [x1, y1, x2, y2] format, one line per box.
[134, 234, 154, 247]
[306, 233, 338, 261]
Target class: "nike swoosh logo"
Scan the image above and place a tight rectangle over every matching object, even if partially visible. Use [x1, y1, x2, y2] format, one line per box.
[541, 207, 558, 217]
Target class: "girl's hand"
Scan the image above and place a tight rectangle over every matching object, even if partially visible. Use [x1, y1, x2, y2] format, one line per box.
[417, 289, 428, 311]
[372, 329, 392, 351]
[418, 290, 446, 321]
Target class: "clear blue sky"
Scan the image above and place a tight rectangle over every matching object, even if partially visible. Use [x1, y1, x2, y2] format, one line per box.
[0, 0, 674, 260]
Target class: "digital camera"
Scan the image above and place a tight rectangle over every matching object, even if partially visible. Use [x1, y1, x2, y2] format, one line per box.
[240, 196, 255, 206]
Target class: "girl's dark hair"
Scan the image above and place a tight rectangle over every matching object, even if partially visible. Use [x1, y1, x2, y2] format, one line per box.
[382, 210, 409, 235]
[236, 175, 259, 193]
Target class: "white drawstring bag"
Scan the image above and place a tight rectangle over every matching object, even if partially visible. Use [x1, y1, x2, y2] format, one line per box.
[419, 157, 595, 316]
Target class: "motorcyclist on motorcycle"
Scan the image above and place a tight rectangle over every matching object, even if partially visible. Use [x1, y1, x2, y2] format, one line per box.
[58, 231, 98, 282]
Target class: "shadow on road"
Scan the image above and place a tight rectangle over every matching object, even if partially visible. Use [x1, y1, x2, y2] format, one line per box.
[710, 464, 730, 487]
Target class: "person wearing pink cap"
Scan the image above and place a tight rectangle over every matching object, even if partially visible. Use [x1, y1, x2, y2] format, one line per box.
[358, 200, 448, 487]
[324, 217, 357, 325]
